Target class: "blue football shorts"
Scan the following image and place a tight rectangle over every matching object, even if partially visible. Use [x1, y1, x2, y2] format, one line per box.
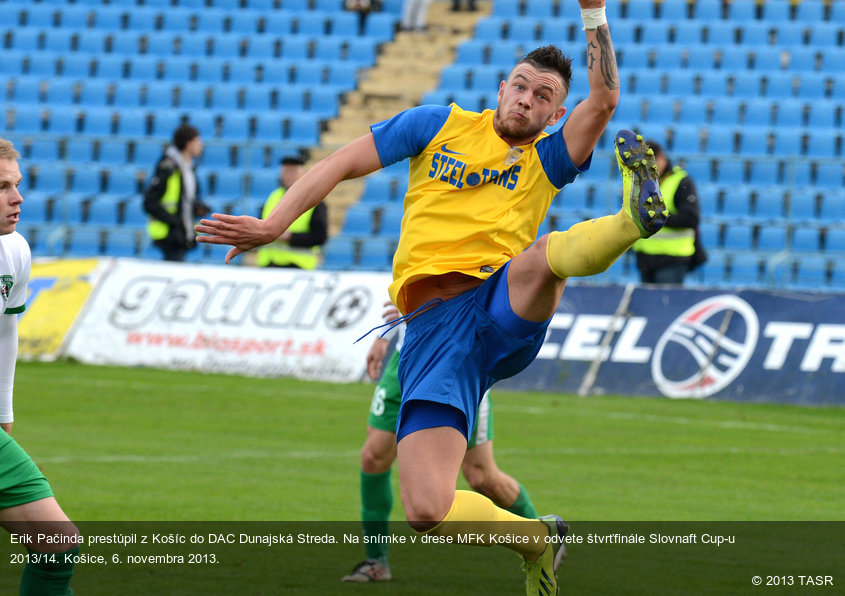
[396, 262, 550, 442]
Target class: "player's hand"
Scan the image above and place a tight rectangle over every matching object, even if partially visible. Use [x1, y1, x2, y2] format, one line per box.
[381, 301, 401, 324]
[195, 213, 279, 263]
[0, 422, 11, 434]
[366, 338, 389, 380]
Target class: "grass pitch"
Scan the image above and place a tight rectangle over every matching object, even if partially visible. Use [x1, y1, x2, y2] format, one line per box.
[1, 361, 842, 594]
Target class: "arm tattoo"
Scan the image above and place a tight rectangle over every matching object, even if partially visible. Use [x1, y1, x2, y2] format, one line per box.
[587, 26, 619, 91]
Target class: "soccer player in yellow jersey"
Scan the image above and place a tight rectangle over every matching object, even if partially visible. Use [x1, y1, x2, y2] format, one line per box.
[197, 2, 667, 592]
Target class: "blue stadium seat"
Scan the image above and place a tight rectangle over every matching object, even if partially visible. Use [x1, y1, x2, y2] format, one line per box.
[752, 187, 787, 222]
[32, 167, 66, 197]
[209, 84, 240, 111]
[133, 141, 164, 167]
[698, 250, 727, 286]
[723, 224, 754, 250]
[774, 127, 806, 156]
[104, 169, 139, 198]
[363, 13, 397, 42]
[640, 22, 671, 45]
[379, 205, 403, 237]
[66, 226, 104, 257]
[87, 197, 122, 226]
[710, 98, 741, 125]
[46, 107, 79, 135]
[805, 130, 839, 158]
[826, 228, 845, 254]
[671, 125, 701, 155]
[773, 99, 805, 128]
[474, 18, 506, 42]
[329, 12, 359, 37]
[360, 176, 394, 204]
[105, 227, 141, 257]
[29, 139, 60, 163]
[201, 145, 232, 169]
[705, 127, 736, 154]
[678, 97, 708, 124]
[65, 139, 96, 164]
[748, 161, 779, 186]
[792, 227, 821, 252]
[456, 40, 486, 64]
[196, 10, 226, 34]
[307, 87, 339, 118]
[44, 30, 75, 55]
[728, 252, 762, 286]
[819, 194, 845, 221]
[774, 22, 806, 46]
[727, 0, 758, 22]
[243, 86, 273, 111]
[343, 205, 374, 235]
[792, 255, 829, 290]
[252, 113, 283, 142]
[220, 112, 250, 139]
[357, 237, 393, 271]
[81, 110, 114, 137]
[719, 186, 752, 219]
[815, 163, 844, 188]
[97, 140, 130, 166]
[756, 224, 787, 251]
[145, 81, 175, 109]
[705, 22, 737, 45]
[789, 189, 819, 222]
[211, 34, 242, 58]
[11, 106, 43, 134]
[738, 127, 771, 156]
[321, 236, 356, 270]
[116, 109, 149, 137]
[285, 114, 320, 144]
[715, 160, 745, 185]
[807, 100, 838, 129]
[698, 71, 729, 97]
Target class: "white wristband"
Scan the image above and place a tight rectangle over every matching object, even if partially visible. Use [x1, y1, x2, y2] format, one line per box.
[581, 6, 607, 30]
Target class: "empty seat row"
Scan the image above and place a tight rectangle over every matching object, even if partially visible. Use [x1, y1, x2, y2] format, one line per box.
[475, 16, 843, 47]
[619, 96, 842, 130]
[491, 0, 839, 24]
[1, 31, 380, 64]
[456, 39, 845, 75]
[643, 125, 843, 159]
[3, 9, 361, 38]
[6, 105, 324, 145]
[1, 53, 362, 87]
[693, 250, 844, 292]
[4, 78, 343, 117]
[626, 69, 842, 100]
[436, 64, 844, 101]
[9, 133, 302, 171]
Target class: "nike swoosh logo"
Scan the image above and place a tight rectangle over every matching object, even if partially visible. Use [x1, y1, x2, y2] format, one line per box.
[440, 144, 466, 155]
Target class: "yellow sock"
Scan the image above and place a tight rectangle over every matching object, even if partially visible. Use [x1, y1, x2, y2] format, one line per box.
[545, 211, 641, 279]
[425, 490, 548, 559]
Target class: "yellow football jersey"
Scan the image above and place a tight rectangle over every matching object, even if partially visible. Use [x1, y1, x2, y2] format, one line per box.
[371, 104, 589, 313]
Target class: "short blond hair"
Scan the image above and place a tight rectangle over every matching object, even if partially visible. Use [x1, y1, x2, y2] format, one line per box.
[0, 138, 20, 161]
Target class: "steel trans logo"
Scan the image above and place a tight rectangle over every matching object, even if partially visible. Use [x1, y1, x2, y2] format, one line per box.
[652, 295, 759, 399]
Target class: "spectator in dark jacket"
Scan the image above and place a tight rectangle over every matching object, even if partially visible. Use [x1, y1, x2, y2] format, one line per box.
[143, 124, 211, 262]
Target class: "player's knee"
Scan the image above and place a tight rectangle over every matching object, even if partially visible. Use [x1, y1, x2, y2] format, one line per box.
[528, 234, 563, 283]
[360, 442, 394, 474]
[33, 523, 82, 554]
[461, 463, 488, 494]
[400, 488, 450, 531]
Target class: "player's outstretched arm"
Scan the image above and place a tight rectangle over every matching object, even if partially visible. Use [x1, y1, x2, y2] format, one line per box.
[562, 0, 619, 166]
[195, 134, 383, 263]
